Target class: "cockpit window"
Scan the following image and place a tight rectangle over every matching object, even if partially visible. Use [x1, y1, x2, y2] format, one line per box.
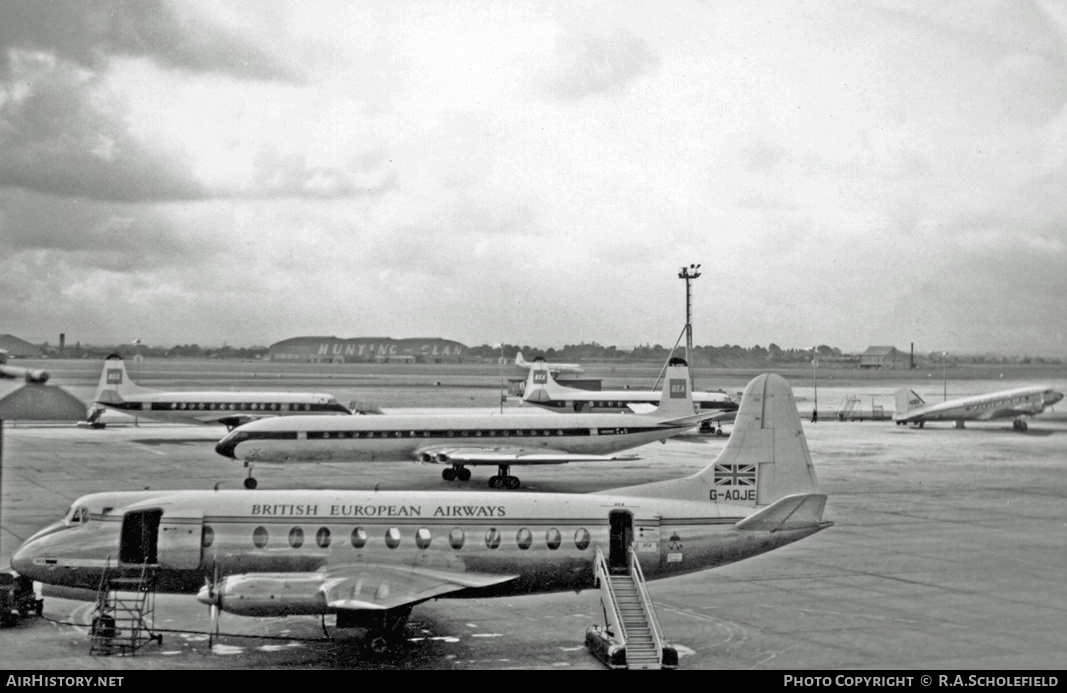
[66, 506, 88, 525]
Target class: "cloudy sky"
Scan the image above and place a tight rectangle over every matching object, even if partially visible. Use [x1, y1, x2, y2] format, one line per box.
[1, 1, 1065, 355]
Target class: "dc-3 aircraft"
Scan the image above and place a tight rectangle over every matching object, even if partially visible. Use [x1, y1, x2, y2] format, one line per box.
[216, 358, 720, 490]
[83, 354, 352, 429]
[11, 373, 830, 658]
[522, 357, 738, 428]
[893, 385, 1063, 431]
[514, 351, 584, 374]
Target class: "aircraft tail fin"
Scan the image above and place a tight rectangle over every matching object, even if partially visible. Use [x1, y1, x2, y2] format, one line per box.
[515, 352, 529, 368]
[91, 353, 149, 405]
[602, 373, 819, 508]
[649, 357, 697, 420]
[522, 359, 563, 403]
[894, 387, 925, 417]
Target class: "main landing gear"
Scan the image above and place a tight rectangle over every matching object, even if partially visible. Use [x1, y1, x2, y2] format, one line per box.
[488, 465, 520, 490]
[441, 465, 472, 482]
[1012, 419, 1029, 432]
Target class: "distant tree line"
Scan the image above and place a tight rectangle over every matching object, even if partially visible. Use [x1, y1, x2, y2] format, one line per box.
[41, 342, 271, 361]
[34, 340, 1062, 365]
[468, 342, 846, 366]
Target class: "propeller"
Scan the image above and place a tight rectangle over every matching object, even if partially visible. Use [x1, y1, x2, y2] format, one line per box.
[200, 556, 221, 648]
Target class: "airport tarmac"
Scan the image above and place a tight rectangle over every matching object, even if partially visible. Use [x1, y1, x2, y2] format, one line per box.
[1, 363, 1066, 670]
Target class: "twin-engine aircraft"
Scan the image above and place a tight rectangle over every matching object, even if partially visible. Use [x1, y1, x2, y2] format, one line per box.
[84, 354, 351, 429]
[216, 358, 717, 490]
[514, 351, 584, 374]
[12, 373, 831, 654]
[522, 357, 738, 427]
[893, 385, 1063, 431]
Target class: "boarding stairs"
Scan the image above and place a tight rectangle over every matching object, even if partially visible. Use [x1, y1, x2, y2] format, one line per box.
[89, 560, 162, 656]
[589, 546, 675, 670]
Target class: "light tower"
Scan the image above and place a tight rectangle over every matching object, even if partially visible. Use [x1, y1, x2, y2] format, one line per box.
[678, 264, 701, 381]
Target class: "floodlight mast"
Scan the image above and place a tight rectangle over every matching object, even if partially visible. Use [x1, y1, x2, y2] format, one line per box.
[678, 264, 701, 389]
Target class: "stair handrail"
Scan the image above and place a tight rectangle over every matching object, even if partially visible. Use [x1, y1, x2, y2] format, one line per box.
[593, 546, 628, 646]
[628, 544, 665, 664]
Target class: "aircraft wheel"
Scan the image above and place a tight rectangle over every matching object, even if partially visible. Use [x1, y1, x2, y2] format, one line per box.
[488, 476, 500, 488]
[367, 635, 391, 655]
[505, 476, 520, 490]
[918, 421, 925, 429]
[442, 468, 456, 481]
[457, 467, 471, 481]
[1017, 420, 1028, 432]
[244, 477, 258, 490]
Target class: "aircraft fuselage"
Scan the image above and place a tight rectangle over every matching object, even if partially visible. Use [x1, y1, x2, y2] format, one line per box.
[11, 489, 826, 609]
[216, 412, 687, 463]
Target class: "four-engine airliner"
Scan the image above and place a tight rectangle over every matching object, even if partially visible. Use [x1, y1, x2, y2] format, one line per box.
[893, 385, 1063, 431]
[84, 354, 352, 429]
[514, 352, 584, 374]
[12, 373, 831, 655]
[215, 358, 717, 489]
[522, 358, 738, 429]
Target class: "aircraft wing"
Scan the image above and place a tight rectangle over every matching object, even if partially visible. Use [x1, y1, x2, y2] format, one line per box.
[321, 564, 518, 611]
[417, 444, 640, 466]
[659, 410, 737, 427]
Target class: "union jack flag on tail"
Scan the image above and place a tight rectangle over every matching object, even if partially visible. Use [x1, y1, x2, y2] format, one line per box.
[713, 463, 757, 487]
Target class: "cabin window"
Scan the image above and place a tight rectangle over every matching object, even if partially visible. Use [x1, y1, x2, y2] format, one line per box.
[316, 528, 331, 548]
[416, 528, 432, 549]
[252, 526, 269, 548]
[351, 527, 367, 548]
[546, 528, 561, 550]
[385, 528, 401, 549]
[517, 528, 532, 550]
[288, 527, 304, 549]
[574, 528, 590, 551]
[485, 528, 501, 549]
[202, 525, 215, 548]
[449, 529, 465, 549]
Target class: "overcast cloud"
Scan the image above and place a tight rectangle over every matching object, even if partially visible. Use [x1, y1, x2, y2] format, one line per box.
[1, 0, 1064, 355]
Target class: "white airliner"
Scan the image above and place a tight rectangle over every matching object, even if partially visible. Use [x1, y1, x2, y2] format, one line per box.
[522, 358, 738, 429]
[84, 354, 351, 429]
[216, 358, 716, 490]
[514, 352, 584, 374]
[893, 385, 1063, 431]
[12, 373, 830, 658]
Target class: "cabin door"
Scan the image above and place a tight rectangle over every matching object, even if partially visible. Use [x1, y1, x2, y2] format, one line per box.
[120, 509, 162, 565]
[608, 510, 633, 575]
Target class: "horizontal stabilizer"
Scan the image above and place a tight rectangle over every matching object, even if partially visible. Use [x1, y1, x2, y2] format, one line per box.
[735, 493, 827, 532]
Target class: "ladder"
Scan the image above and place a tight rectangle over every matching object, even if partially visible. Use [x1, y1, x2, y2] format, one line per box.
[588, 546, 676, 670]
[89, 560, 162, 656]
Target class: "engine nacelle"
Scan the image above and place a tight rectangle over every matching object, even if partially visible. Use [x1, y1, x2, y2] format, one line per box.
[198, 573, 328, 616]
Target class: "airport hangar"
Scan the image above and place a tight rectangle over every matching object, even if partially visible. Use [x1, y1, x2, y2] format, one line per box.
[269, 336, 469, 364]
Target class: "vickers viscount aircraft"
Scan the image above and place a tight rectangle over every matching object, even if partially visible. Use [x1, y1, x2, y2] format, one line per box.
[893, 385, 1063, 431]
[514, 352, 584, 374]
[522, 358, 738, 429]
[84, 354, 351, 429]
[12, 373, 831, 657]
[216, 359, 715, 490]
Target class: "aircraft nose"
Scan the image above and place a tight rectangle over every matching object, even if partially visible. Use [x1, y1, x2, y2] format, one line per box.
[1050, 391, 1064, 406]
[215, 432, 240, 458]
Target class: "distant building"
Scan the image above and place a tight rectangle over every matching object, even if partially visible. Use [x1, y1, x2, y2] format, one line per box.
[269, 336, 469, 364]
[0, 334, 44, 358]
[860, 346, 910, 369]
